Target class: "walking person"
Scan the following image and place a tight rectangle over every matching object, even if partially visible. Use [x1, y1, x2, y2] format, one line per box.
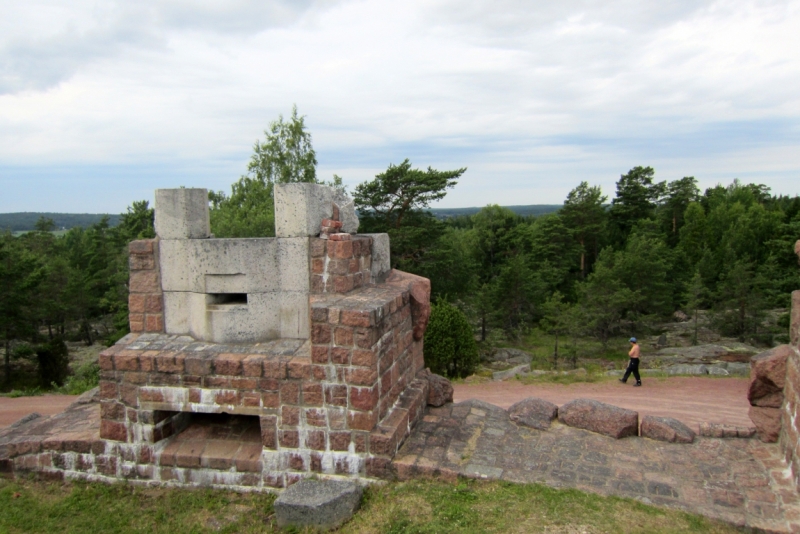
[619, 337, 642, 387]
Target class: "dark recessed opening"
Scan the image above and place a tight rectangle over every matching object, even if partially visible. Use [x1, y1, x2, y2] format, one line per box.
[207, 293, 248, 305]
[173, 413, 262, 443]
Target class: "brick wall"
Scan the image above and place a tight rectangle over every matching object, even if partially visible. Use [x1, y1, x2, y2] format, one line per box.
[781, 290, 800, 488]
[128, 239, 164, 333]
[96, 275, 429, 487]
[310, 236, 373, 294]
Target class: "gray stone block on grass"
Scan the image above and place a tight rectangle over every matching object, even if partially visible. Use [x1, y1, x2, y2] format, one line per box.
[274, 479, 363, 530]
[666, 364, 709, 375]
[558, 398, 638, 439]
[640, 415, 695, 443]
[492, 364, 530, 381]
[508, 397, 558, 430]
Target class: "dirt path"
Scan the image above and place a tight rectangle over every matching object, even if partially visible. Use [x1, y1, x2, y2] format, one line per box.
[0, 395, 79, 428]
[453, 376, 752, 432]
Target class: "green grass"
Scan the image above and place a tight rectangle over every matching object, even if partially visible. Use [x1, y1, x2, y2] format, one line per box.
[52, 361, 100, 395]
[0, 387, 43, 398]
[0, 478, 739, 534]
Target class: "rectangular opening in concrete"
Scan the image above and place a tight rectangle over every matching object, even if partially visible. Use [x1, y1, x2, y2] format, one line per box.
[206, 293, 248, 307]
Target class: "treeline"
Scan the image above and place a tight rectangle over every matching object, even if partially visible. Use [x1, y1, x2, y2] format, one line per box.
[0, 203, 154, 388]
[0, 212, 121, 232]
[362, 167, 800, 352]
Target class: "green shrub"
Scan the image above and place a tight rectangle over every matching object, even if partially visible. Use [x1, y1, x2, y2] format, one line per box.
[35, 338, 70, 388]
[423, 299, 479, 378]
[54, 361, 100, 395]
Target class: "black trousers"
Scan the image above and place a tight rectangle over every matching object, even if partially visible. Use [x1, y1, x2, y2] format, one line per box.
[622, 358, 641, 383]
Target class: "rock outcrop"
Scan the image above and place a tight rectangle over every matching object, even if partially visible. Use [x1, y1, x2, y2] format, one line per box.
[747, 345, 790, 443]
[557, 399, 638, 439]
[418, 368, 453, 407]
[508, 398, 558, 430]
[640, 415, 695, 443]
[749, 406, 781, 443]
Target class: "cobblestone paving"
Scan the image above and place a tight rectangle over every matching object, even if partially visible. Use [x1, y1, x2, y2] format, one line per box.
[393, 399, 800, 533]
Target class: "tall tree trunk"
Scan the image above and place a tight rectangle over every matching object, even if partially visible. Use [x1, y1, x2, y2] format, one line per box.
[553, 332, 559, 369]
[4, 336, 10, 386]
[579, 238, 586, 278]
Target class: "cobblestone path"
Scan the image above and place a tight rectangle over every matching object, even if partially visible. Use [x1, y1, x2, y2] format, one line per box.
[393, 399, 800, 533]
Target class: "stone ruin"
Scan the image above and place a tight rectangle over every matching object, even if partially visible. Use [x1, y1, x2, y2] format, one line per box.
[0, 183, 448, 490]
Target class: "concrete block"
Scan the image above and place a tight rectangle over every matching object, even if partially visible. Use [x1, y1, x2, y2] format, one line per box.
[362, 233, 390, 283]
[203, 292, 281, 343]
[279, 291, 310, 339]
[154, 189, 210, 239]
[278, 238, 310, 292]
[274, 478, 362, 530]
[163, 291, 196, 335]
[164, 291, 286, 343]
[159, 239, 279, 293]
[274, 183, 359, 238]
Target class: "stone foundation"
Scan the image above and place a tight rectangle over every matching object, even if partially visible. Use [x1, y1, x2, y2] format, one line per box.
[0, 182, 440, 491]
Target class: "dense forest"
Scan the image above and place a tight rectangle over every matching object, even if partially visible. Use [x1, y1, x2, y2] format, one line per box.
[2, 107, 799, 389]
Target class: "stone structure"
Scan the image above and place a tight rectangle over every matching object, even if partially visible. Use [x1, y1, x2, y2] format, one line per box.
[779, 240, 800, 487]
[274, 478, 363, 530]
[1, 183, 437, 491]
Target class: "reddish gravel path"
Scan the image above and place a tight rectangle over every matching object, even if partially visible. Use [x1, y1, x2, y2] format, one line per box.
[0, 378, 751, 432]
[0, 395, 78, 428]
[453, 377, 752, 432]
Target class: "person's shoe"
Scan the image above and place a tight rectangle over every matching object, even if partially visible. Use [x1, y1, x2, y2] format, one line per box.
[634, 382, 642, 387]
[618, 378, 626, 384]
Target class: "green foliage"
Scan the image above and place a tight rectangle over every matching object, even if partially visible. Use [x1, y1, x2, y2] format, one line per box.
[209, 105, 318, 238]
[54, 361, 100, 395]
[354, 159, 466, 229]
[609, 166, 665, 244]
[35, 337, 70, 388]
[560, 181, 607, 277]
[424, 299, 479, 378]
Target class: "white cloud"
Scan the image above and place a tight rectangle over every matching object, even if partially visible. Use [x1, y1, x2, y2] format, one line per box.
[0, 0, 798, 212]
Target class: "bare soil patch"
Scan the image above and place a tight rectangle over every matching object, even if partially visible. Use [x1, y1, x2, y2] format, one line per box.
[0, 395, 78, 428]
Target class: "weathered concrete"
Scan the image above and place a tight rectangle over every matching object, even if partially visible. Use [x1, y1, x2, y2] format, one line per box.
[158, 237, 310, 343]
[274, 183, 359, 238]
[154, 188, 210, 240]
[362, 233, 391, 283]
[394, 399, 800, 532]
[274, 479, 362, 530]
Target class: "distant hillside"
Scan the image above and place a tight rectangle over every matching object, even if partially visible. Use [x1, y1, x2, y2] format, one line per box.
[429, 205, 562, 219]
[1, 205, 563, 232]
[0, 212, 121, 232]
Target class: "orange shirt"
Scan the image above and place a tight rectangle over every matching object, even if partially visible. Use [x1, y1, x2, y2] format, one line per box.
[628, 343, 640, 359]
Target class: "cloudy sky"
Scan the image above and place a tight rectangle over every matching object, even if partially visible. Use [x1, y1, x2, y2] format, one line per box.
[1, 0, 799, 213]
